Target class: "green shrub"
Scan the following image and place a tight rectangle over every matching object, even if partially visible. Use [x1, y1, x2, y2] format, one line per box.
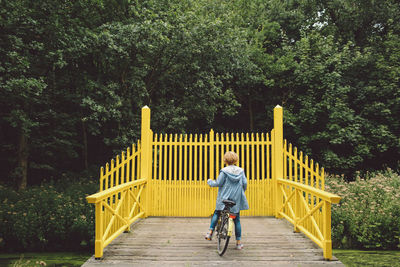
[326, 169, 400, 249]
[0, 178, 98, 252]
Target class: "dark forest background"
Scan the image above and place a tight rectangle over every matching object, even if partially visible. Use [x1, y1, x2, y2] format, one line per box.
[1, 0, 399, 189]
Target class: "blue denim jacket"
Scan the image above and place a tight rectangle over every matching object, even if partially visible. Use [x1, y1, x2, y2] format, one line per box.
[207, 165, 249, 214]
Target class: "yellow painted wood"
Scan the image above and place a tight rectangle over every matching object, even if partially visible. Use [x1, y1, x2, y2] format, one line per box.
[168, 134, 172, 217]
[174, 134, 178, 216]
[134, 149, 138, 183]
[87, 178, 147, 258]
[310, 159, 314, 187]
[100, 167, 104, 191]
[179, 134, 183, 216]
[323, 201, 332, 260]
[148, 130, 153, 215]
[289, 143, 292, 181]
[240, 133, 244, 170]
[116, 156, 120, 186]
[148, 129, 276, 217]
[267, 133, 271, 214]
[163, 134, 167, 216]
[277, 177, 340, 260]
[194, 134, 198, 216]
[199, 134, 203, 215]
[110, 159, 114, 188]
[305, 155, 309, 186]
[278, 179, 340, 203]
[152, 137, 157, 216]
[300, 151, 303, 184]
[87, 179, 147, 203]
[94, 202, 103, 258]
[136, 142, 141, 182]
[245, 133, 249, 180]
[251, 133, 255, 182]
[294, 147, 297, 183]
[274, 105, 283, 218]
[256, 133, 260, 215]
[183, 134, 188, 216]
[154, 132, 271, 216]
[209, 130, 214, 180]
[316, 163, 320, 189]
[140, 106, 151, 218]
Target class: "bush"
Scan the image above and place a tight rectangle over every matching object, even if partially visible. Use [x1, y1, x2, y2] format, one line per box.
[0, 178, 98, 252]
[326, 169, 400, 249]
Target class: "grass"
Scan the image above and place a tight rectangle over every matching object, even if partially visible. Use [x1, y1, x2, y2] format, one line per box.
[0, 252, 91, 267]
[1, 249, 400, 266]
[333, 249, 400, 267]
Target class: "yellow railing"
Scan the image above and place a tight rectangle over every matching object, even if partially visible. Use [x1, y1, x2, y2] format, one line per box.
[277, 179, 340, 259]
[277, 139, 340, 259]
[87, 179, 146, 258]
[273, 106, 341, 259]
[86, 105, 341, 260]
[86, 107, 152, 258]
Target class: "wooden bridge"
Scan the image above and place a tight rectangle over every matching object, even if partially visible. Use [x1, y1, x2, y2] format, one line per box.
[83, 217, 343, 266]
[85, 106, 342, 264]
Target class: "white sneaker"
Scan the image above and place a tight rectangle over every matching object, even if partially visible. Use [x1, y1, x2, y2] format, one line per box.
[236, 244, 244, 250]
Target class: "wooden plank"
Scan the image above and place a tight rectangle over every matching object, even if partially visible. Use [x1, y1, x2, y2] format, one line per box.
[83, 217, 343, 266]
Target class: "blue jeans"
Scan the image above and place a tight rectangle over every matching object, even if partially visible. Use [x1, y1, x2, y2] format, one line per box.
[209, 210, 241, 240]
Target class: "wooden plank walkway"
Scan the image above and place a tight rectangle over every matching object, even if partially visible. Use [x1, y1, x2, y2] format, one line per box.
[83, 217, 344, 266]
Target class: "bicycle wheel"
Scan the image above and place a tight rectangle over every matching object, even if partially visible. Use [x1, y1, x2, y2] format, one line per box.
[217, 215, 230, 256]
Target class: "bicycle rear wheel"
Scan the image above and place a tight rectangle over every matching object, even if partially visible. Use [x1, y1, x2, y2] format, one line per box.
[217, 216, 230, 256]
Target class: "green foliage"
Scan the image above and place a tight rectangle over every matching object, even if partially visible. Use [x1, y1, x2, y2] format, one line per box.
[1, 0, 400, 185]
[0, 178, 97, 252]
[326, 170, 400, 249]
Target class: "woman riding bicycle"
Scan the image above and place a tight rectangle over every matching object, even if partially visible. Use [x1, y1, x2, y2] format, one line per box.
[205, 151, 249, 250]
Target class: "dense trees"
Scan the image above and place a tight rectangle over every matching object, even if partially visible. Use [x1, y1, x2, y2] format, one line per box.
[1, 0, 399, 188]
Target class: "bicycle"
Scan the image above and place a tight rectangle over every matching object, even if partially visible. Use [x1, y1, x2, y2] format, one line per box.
[215, 199, 236, 256]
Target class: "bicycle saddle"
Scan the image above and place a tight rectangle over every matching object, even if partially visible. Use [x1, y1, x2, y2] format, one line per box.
[222, 199, 236, 207]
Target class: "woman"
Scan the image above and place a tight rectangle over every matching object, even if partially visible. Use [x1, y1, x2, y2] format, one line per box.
[205, 151, 249, 250]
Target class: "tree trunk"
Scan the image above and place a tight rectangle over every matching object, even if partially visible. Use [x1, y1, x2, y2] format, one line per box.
[17, 129, 28, 190]
[248, 97, 254, 131]
[82, 120, 88, 170]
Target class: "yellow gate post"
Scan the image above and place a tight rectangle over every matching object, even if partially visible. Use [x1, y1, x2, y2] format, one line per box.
[140, 106, 152, 217]
[273, 105, 283, 218]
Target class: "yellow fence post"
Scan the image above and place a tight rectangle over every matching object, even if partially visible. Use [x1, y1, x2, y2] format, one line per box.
[141, 106, 152, 217]
[209, 129, 214, 180]
[294, 188, 300, 232]
[323, 201, 333, 260]
[94, 202, 103, 258]
[274, 105, 283, 218]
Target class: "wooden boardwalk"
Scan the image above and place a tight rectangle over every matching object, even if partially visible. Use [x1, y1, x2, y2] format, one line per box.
[83, 217, 344, 266]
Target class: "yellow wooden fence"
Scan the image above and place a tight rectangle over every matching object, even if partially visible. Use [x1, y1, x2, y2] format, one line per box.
[86, 142, 146, 258]
[150, 130, 274, 217]
[86, 105, 341, 260]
